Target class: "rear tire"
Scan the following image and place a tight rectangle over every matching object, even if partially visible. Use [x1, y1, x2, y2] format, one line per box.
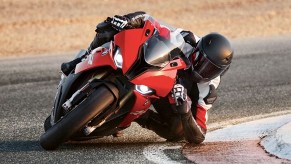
[40, 85, 116, 150]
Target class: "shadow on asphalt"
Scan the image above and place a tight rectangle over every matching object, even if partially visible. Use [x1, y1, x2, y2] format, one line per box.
[60, 141, 166, 150]
[0, 140, 42, 152]
[0, 139, 168, 152]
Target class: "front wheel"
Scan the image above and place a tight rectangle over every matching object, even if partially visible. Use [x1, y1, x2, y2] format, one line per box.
[44, 115, 51, 132]
[40, 85, 117, 150]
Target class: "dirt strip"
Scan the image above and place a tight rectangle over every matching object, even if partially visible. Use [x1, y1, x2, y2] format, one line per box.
[1, 0, 291, 57]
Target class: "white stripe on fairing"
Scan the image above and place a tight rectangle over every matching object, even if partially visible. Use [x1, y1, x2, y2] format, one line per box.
[143, 143, 183, 164]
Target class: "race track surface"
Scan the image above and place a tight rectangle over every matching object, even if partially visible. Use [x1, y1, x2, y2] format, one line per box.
[0, 36, 290, 163]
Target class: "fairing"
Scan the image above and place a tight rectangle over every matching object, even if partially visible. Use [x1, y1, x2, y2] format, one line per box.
[114, 20, 155, 74]
[75, 43, 116, 74]
[131, 59, 187, 97]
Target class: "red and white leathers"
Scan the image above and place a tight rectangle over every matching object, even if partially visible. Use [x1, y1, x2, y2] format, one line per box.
[195, 76, 220, 129]
[173, 34, 221, 131]
[137, 75, 221, 144]
[159, 65, 221, 143]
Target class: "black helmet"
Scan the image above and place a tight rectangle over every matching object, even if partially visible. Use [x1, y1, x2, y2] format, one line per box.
[191, 33, 233, 83]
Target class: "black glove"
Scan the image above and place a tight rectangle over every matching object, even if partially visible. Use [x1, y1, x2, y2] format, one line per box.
[109, 15, 129, 31]
[61, 50, 89, 76]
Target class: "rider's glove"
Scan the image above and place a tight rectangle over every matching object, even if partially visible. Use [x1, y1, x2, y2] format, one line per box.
[172, 84, 187, 106]
[109, 15, 129, 31]
[171, 84, 190, 114]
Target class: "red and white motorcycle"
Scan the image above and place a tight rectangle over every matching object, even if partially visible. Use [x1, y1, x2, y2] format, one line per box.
[40, 16, 189, 150]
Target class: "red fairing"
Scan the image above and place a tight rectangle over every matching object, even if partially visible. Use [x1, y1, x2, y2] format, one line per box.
[75, 47, 117, 74]
[114, 21, 155, 74]
[131, 70, 176, 97]
[152, 20, 170, 39]
[118, 91, 151, 127]
[131, 59, 187, 97]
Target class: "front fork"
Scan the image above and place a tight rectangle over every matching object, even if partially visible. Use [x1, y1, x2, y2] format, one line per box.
[118, 91, 152, 128]
[83, 87, 135, 135]
[50, 74, 66, 126]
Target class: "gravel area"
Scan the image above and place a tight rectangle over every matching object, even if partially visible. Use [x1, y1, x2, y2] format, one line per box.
[0, 0, 291, 57]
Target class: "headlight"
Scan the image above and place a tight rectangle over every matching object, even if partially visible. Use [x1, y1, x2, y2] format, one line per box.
[114, 48, 123, 68]
[135, 85, 154, 95]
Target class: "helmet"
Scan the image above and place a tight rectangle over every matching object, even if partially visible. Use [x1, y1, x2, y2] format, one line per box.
[191, 33, 233, 83]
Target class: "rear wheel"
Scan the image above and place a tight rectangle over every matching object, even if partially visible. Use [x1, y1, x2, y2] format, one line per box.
[40, 85, 117, 150]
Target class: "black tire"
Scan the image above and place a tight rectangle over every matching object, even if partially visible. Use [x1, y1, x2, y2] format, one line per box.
[40, 85, 116, 150]
[52, 68, 110, 124]
[44, 116, 51, 132]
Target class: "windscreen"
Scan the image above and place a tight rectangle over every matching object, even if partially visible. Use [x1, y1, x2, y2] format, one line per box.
[143, 25, 185, 67]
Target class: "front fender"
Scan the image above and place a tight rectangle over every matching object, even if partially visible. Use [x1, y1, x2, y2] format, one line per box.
[51, 72, 83, 123]
[51, 68, 112, 124]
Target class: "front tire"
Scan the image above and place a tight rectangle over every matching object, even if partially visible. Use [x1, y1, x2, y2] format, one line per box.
[40, 85, 116, 150]
[44, 115, 51, 132]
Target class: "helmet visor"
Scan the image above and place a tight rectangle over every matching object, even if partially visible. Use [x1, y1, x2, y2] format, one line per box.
[192, 51, 227, 82]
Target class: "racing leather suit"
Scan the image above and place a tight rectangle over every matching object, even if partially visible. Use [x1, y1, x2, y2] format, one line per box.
[89, 11, 220, 144]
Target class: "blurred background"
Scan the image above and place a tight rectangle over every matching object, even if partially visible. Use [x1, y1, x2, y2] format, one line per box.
[0, 0, 290, 57]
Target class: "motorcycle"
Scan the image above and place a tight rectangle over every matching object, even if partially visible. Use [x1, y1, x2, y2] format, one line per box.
[40, 16, 190, 150]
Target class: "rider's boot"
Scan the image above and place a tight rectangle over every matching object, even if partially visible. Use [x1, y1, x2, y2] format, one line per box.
[135, 110, 184, 141]
[60, 49, 90, 76]
[112, 131, 124, 137]
[61, 57, 82, 75]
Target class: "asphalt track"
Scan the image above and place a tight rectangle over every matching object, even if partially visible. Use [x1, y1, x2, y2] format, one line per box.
[0, 35, 291, 163]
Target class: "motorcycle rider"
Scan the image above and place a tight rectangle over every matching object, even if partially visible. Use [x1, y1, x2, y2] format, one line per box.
[61, 11, 233, 144]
